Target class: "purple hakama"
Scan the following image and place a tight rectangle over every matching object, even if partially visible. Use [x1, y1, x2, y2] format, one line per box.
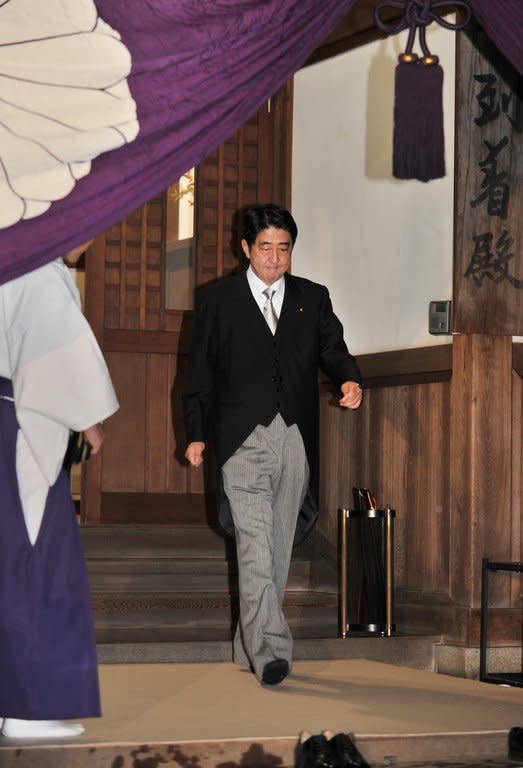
[0, 377, 100, 720]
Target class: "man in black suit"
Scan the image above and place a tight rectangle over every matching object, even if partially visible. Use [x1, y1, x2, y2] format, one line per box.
[183, 204, 362, 686]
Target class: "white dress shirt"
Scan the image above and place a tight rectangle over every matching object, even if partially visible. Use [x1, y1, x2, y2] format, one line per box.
[246, 266, 285, 331]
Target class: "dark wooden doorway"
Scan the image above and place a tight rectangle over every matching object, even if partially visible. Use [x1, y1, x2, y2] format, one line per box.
[81, 81, 293, 525]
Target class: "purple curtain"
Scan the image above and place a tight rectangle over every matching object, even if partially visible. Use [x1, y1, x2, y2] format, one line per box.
[0, 0, 358, 284]
[467, 0, 523, 77]
[1, 0, 522, 285]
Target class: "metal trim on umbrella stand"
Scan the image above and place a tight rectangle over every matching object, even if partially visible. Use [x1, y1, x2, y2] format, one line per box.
[340, 507, 396, 637]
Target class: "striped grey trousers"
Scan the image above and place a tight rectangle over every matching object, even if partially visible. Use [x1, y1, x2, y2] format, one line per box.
[221, 413, 309, 680]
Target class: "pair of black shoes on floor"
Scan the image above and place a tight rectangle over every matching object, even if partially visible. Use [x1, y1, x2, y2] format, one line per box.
[298, 730, 369, 768]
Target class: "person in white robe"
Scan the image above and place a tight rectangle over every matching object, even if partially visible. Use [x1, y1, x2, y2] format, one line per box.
[0, 241, 118, 739]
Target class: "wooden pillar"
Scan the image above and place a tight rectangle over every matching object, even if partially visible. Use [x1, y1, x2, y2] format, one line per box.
[450, 23, 523, 643]
[449, 334, 512, 612]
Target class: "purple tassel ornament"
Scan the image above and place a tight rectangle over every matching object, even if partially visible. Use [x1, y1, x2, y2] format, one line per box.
[375, 0, 472, 182]
[393, 52, 445, 181]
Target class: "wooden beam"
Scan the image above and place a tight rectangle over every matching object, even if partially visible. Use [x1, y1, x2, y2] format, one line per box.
[305, 3, 402, 67]
[358, 345, 452, 388]
[305, 3, 451, 67]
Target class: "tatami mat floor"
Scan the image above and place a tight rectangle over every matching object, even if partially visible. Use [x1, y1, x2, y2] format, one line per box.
[79, 659, 522, 743]
[2, 659, 522, 739]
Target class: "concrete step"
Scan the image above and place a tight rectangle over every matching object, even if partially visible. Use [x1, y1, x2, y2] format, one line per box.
[96, 633, 441, 671]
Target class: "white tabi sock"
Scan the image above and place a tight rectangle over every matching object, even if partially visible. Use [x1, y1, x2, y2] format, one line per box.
[0, 718, 85, 738]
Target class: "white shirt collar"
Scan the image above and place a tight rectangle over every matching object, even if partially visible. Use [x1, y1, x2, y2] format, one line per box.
[246, 265, 285, 298]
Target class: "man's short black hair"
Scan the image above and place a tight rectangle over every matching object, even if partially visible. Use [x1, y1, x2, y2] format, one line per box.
[242, 204, 298, 247]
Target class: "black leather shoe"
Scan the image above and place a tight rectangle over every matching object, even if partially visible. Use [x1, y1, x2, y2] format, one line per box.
[261, 658, 289, 686]
[509, 727, 523, 762]
[298, 734, 337, 768]
[329, 733, 369, 768]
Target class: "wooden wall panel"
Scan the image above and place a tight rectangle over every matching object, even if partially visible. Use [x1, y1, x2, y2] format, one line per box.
[405, 383, 450, 593]
[318, 392, 363, 546]
[319, 379, 451, 599]
[364, 387, 409, 517]
[145, 354, 172, 492]
[100, 351, 196, 496]
[317, 342, 523, 642]
[101, 352, 147, 492]
[167, 352, 199, 495]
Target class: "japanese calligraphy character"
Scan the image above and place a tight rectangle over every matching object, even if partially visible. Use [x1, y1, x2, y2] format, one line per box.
[465, 230, 523, 288]
[470, 137, 510, 219]
[474, 73, 523, 133]
[474, 74, 500, 126]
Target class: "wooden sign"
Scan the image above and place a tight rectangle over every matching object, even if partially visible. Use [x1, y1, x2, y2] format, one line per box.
[454, 24, 523, 334]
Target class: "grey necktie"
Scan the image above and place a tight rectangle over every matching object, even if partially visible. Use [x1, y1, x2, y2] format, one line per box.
[262, 287, 279, 333]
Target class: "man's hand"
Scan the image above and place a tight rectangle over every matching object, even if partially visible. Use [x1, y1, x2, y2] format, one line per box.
[83, 423, 104, 455]
[339, 381, 363, 410]
[185, 441, 206, 467]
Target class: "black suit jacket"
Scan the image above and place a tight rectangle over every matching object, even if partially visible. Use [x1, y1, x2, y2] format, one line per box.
[183, 270, 361, 544]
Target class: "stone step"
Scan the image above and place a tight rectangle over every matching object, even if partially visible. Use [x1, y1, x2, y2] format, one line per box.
[86, 556, 314, 593]
[81, 524, 319, 560]
[83, 525, 341, 647]
[82, 524, 336, 593]
[92, 589, 338, 644]
[96, 633, 441, 670]
[82, 526, 440, 675]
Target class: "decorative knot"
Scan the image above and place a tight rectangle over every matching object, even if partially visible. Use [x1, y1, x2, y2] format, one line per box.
[374, 0, 472, 59]
[406, 0, 441, 29]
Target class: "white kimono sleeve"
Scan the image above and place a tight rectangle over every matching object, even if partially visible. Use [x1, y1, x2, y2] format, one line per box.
[2, 258, 118, 544]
